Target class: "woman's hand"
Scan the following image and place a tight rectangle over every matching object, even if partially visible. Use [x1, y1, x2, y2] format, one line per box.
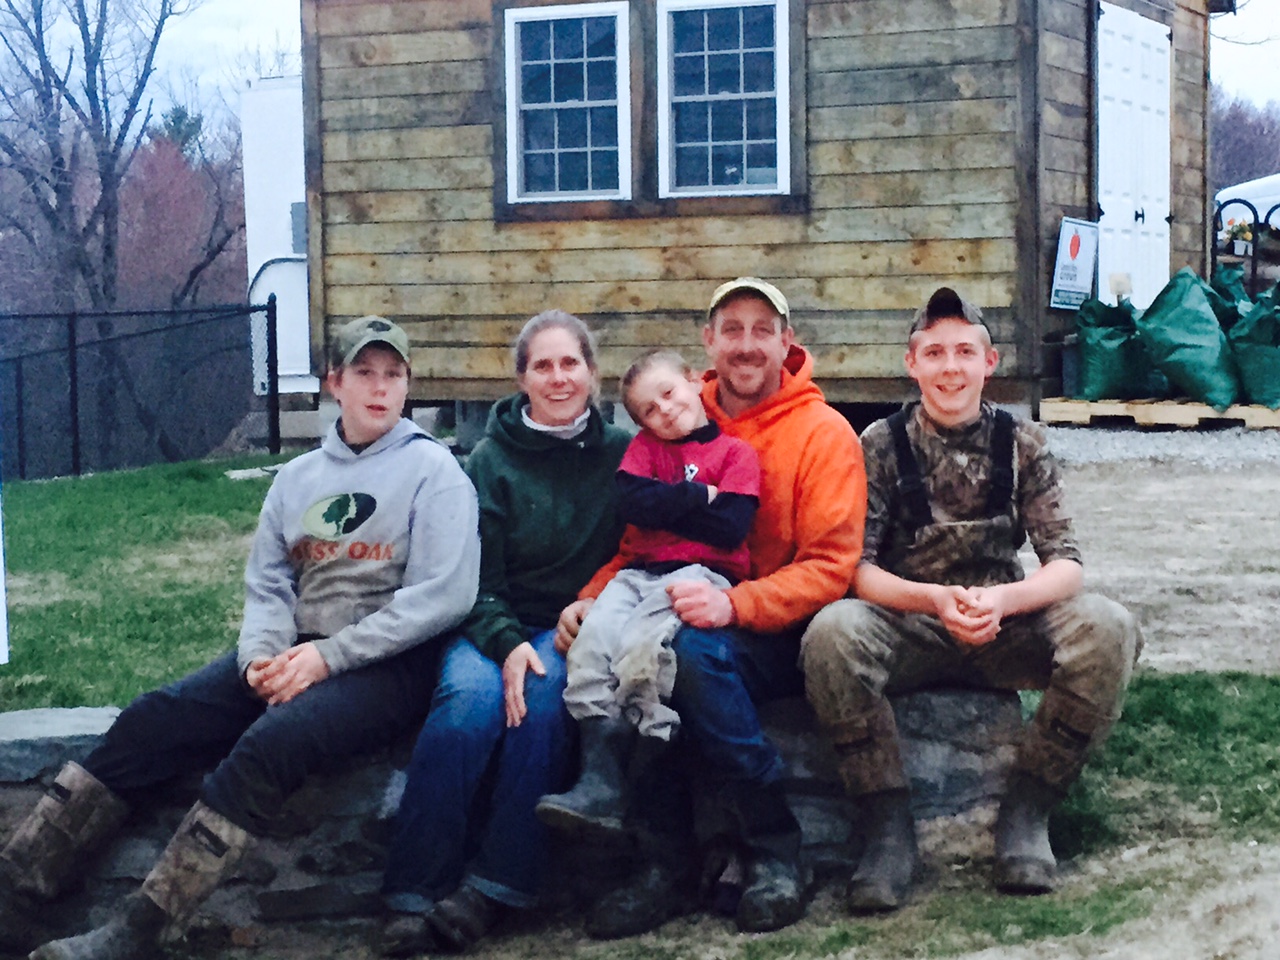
[245, 642, 331, 705]
[502, 641, 546, 728]
[554, 598, 594, 653]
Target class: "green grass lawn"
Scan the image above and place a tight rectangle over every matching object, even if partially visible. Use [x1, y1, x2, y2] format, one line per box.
[4, 457, 1280, 957]
[1, 455, 284, 709]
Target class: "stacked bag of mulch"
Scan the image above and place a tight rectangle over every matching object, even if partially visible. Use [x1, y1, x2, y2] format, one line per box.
[1074, 266, 1280, 411]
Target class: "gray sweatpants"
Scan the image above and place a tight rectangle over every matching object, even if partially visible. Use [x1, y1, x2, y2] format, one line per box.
[564, 564, 730, 740]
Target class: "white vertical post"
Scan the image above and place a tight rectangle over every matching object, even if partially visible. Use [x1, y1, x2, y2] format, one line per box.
[0, 429, 8, 664]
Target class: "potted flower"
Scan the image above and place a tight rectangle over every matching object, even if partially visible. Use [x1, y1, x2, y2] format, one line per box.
[1226, 220, 1254, 256]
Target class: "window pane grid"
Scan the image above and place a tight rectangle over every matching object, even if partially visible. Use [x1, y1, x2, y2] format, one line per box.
[667, 6, 778, 192]
[517, 14, 621, 197]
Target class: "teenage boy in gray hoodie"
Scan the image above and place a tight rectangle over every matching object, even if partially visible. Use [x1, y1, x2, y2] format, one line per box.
[2, 316, 481, 960]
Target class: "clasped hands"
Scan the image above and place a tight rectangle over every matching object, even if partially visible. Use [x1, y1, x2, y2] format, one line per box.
[934, 584, 1007, 647]
[246, 642, 331, 705]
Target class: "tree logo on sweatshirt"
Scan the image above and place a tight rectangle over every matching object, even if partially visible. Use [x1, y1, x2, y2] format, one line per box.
[303, 493, 377, 539]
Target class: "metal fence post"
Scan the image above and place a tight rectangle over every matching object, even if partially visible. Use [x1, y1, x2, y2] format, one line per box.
[14, 358, 25, 480]
[67, 311, 81, 476]
[266, 293, 280, 455]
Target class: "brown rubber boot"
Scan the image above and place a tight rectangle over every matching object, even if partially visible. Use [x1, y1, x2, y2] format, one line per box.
[993, 771, 1061, 894]
[995, 686, 1108, 895]
[828, 701, 917, 913]
[847, 788, 918, 912]
[29, 800, 254, 960]
[0, 763, 128, 953]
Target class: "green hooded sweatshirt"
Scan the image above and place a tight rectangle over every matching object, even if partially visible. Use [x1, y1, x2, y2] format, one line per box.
[462, 393, 631, 663]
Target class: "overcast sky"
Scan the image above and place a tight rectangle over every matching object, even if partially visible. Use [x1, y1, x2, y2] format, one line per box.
[155, 0, 1277, 111]
[1208, 0, 1280, 106]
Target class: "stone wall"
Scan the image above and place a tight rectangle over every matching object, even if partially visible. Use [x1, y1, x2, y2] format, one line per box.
[0, 690, 1024, 944]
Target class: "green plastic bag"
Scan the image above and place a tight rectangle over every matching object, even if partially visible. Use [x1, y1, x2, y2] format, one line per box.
[1074, 298, 1168, 401]
[1228, 283, 1280, 409]
[1207, 263, 1253, 332]
[1135, 268, 1240, 411]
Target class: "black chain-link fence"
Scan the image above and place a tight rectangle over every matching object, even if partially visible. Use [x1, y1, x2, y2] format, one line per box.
[0, 300, 281, 480]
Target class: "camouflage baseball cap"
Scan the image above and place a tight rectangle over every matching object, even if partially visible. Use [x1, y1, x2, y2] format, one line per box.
[909, 287, 989, 338]
[706, 277, 790, 326]
[331, 315, 411, 367]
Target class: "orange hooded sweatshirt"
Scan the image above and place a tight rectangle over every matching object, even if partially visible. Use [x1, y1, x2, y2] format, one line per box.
[699, 344, 865, 632]
[581, 345, 864, 634]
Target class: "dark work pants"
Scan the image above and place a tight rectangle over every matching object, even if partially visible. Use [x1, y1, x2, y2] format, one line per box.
[82, 643, 440, 835]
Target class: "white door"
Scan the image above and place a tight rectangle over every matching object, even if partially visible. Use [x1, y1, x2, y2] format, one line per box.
[1096, 2, 1171, 308]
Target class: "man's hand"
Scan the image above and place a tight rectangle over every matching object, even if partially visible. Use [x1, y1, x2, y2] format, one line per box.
[554, 598, 593, 653]
[667, 580, 734, 628]
[245, 642, 331, 705]
[502, 641, 546, 728]
[934, 585, 1001, 647]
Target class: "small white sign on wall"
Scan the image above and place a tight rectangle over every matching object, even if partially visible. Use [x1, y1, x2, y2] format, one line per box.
[1050, 217, 1101, 310]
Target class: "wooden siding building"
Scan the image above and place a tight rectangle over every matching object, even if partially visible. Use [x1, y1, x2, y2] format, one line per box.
[301, 0, 1227, 405]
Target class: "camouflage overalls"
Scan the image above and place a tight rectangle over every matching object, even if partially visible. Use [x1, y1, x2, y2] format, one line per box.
[801, 401, 1141, 797]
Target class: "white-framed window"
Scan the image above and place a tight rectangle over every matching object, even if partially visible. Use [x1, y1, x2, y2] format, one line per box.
[656, 0, 789, 198]
[504, 3, 632, 203]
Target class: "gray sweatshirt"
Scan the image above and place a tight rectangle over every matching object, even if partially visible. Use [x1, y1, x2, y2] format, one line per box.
[237, 418, 480, 677]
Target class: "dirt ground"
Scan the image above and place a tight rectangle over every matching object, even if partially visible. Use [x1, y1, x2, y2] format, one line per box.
[1067, 459, 1280, 676]
[66, 458, 1280, 958]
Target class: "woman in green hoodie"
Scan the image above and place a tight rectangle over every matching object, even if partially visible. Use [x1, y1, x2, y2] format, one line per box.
[381, 310, 631, 955]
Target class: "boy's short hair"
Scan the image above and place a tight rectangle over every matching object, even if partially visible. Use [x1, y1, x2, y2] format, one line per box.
[908, 287, 991, 343]
[330, 316, 411, 369]
[706, 277, 790, 328]
[620, 349, 692, 421]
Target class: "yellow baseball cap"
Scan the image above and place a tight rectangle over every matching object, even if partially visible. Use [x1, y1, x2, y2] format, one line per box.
[706, 277, 790, 325]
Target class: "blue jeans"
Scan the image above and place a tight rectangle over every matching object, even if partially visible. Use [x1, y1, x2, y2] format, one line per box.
[628, 625, 804, 852]
[382, 629, 571, 912]
[82, 643, 440, 835]
[669, 625, 804, 786]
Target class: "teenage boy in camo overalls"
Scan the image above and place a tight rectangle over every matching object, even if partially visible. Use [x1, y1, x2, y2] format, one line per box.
[801, 287, 1142, 913]
[1, 316, 480, 960]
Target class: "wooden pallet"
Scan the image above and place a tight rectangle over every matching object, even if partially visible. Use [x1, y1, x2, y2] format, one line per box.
[1040, 398, 1280, 429]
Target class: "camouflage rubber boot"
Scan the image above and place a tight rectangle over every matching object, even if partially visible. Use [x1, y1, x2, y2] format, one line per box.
[536, 715, 637, 839]
[29, 800, 254, 960]
[0, 762, 128, 953]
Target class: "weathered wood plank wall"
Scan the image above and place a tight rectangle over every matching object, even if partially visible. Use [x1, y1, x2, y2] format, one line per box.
[303, 0, 1209, 403]
[305, 0, 1028, 401]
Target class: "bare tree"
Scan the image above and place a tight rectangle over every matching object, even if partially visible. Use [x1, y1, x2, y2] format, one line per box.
[0, 0, 233, 466]
[0, 0, 198, 311]
[1209, 83, 1280, 196]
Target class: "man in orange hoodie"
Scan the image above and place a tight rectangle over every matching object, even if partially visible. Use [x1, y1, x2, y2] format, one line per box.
[580, 278, 866, 938]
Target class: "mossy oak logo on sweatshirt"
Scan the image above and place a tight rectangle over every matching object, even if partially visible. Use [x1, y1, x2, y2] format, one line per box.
[303, 493, 377, 539]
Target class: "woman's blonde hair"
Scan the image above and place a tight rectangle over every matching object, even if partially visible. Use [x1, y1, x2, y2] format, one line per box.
[513, 309, 598, 375]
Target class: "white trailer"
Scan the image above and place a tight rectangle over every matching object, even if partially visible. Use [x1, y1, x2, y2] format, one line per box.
[1215, 171, 1280, 230]
[240, 75, 317, 396]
